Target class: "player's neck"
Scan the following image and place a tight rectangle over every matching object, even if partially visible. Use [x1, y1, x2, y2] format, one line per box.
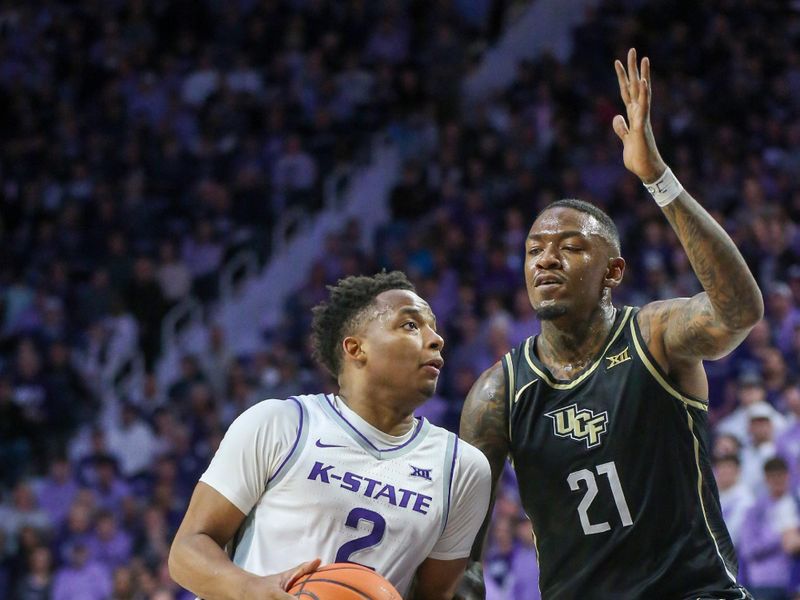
[538, 302, 616, 369]
[336, 386, 417, 437]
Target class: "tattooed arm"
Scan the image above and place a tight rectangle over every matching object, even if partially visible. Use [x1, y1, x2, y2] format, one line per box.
[613, 49, 763, 374]
[455, 362, 509, 600]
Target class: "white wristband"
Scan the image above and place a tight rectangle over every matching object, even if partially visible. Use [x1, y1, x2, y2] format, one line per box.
[643, 167, 683, 207]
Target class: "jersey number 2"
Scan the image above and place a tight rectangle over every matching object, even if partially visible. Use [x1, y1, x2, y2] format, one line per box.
[567, 461, 633, 535]
[335, 508, 386, 563]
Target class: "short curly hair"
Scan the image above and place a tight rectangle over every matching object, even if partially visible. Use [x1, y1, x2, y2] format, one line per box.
[310, 271, 416, 377]
[539, 199, 621, 254]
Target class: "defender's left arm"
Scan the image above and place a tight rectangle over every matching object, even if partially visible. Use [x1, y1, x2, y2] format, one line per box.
[613, 49, 763, 367]
[412, 436, 491, 600]
[412, 557, 470, 600]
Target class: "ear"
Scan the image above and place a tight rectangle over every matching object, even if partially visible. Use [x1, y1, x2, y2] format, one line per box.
[604, 256, 626, 289]
[341, 336, 366, 367]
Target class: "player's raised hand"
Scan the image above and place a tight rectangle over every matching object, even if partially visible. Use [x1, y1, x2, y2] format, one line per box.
[612, 48, 667, 184]
[241, 558, 321, 599]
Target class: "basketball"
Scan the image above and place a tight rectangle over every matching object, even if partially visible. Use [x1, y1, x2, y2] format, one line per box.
[288, 563, 402, 599]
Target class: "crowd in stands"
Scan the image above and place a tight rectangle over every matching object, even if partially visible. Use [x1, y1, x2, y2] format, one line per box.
[1, 0, 800, 598]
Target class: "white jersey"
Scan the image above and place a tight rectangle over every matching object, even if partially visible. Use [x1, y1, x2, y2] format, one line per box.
[200, 393, 491, 597]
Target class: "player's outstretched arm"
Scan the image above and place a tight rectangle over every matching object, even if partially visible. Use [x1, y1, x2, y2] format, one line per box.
[613, 48, 763, 367]
[169, 482, 320, 600]
[455, 362, 509, 600]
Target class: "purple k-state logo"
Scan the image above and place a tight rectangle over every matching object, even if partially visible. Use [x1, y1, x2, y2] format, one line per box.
[409, 465, 432, 480]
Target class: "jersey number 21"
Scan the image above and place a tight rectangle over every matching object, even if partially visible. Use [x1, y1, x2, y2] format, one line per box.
[567, 461, 633, 535]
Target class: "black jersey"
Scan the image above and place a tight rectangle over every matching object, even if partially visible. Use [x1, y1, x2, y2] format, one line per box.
[502, 307, 750, 600]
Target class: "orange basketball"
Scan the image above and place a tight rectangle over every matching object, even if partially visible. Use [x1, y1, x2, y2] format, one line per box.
[288, 562, 402, 600]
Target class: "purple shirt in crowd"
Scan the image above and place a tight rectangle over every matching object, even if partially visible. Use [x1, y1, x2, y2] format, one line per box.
[511, 545, 540, 599]
[776, 421, 800, 487]
[93, 479, 131, 516]
[85, 529, 133, 569]
[37, 479, 79, 528]
[52, 561, 111, 600]
[739, 493, 799, 589]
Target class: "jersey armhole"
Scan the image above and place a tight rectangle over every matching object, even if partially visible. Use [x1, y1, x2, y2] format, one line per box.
[265, 397, 309, 490]
[628, 314, 709, 412]
[440, 432, 458, 534]
[501, 352, 515, 443]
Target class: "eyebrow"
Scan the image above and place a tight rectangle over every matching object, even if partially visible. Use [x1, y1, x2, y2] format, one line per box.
[527, 230, 588, 241]
[397, 306, 437, 327]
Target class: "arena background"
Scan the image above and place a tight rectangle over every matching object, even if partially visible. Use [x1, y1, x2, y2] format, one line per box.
[1, 0, 800, 598]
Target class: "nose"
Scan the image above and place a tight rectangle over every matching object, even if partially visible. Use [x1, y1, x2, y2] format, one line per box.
[534, 244, 561, 270]
[427, 327, 444, 351]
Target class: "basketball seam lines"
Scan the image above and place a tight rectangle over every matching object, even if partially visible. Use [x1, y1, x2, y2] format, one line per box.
[292, 577, 373, 599]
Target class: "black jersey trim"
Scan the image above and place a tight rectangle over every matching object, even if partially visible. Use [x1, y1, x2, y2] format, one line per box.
[628, 317, 709, 412]
[522, 307, 633, 389]
[685, 409, 740, 587]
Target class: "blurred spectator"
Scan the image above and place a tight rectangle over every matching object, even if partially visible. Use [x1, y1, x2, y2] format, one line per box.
[86, 510, 133, 570]
[107, 403, 158, 479]
[510, 517, 540, 600]
[415, 390, 450, 428]
[448, 313, 494, 376]
[167, 355, 208, 403]
[508, 288, 540, 348]
[181, 220, 223, 303]
[365, 15, 409, 65]
[0, 481, 51, 544]
[0, 530, 9, 596]
[200, 324, 234, 398]
[762, 347, 791, 407]
[714, 433, 744, 462]
[91, 457, 132, 517]
[767, 283, 800, 355]
[127, 372, 168, 419]
[126, 257, 169, 369]
[717, 372, 786, 444]
[156, 240, 193, 306]
[777, 382, 800, 488]
[740, 458, 800, 600]
[54, 501, 94, 565]
[715, 454, 755, 550]
[133, 505, 171, 571]
[390, 162, 431, 221]
[44, 340, 95, 443]
[741, 403, 781, 493]
[109, 565, 136, 600]
[15, 545, 54, 600]
[272, 135, 319, 212]
[0, 375, 34, 487]
[52, 542, 112, 600]
[484, 515, 516, 600]
[36, 456, 79, 530]
[11, 339, 51, 443]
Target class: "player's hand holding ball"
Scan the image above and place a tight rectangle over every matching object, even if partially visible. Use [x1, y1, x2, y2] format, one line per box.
[241, 558, 321, 599]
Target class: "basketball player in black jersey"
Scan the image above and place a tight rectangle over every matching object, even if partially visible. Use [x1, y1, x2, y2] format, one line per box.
[457, 49, 763, 599]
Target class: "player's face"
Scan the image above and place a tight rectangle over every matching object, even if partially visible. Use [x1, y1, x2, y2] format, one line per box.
[525, 208, 618, 320]
[358, 289, 444, 399]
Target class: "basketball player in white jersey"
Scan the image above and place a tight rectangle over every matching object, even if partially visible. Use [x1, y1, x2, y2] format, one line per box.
[169, 271, 491, 599]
